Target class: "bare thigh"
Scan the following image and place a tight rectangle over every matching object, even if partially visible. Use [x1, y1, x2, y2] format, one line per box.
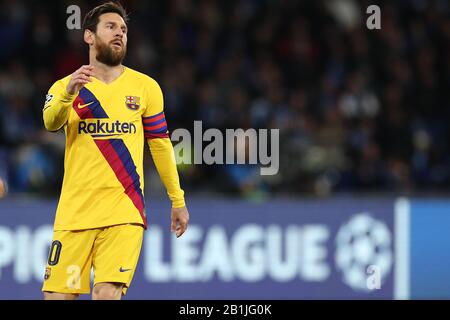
[44, 291, 79, 300]
[92, 282, 123, 300]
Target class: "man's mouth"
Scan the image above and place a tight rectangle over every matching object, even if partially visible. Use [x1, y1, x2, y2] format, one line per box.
[111, 40, 122, 48]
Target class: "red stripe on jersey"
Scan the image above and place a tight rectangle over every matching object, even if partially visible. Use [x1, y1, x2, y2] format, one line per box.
[94, 139, 147, 228]
[72, 95, 94, 119]
[146, 133, 169, 139]
[144, 121, 167, 131]
[143, 112, 165, 123]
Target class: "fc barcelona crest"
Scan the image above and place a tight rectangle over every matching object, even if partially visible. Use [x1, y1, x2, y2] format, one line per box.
[125, 96, 141, 111]
[44, 267, 51, 280]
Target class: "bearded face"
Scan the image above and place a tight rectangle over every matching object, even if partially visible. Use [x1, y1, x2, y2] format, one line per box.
[85, 12, 128, 66]
[94, 35, 127, 67]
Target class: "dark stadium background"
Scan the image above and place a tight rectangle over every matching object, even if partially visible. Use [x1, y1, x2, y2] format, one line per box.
[0, 0, 449, 300]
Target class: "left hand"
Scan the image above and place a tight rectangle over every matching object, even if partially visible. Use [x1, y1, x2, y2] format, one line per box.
[171, 206, 190, 238]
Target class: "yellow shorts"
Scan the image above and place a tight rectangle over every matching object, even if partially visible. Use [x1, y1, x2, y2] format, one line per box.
[42, 223, 144, 296]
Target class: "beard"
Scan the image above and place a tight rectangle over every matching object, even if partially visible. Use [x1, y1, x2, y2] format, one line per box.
[95, 37, 126, 67]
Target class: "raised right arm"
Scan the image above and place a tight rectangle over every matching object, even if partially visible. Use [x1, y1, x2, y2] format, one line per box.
[43, 65, 95, 132]
[42, 80, 76, 132]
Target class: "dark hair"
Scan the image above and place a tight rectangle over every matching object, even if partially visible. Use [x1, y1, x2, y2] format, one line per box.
[82, 1, 128, 33]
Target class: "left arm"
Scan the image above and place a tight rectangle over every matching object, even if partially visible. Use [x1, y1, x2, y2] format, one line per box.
[144, 78, 189, 237]
[147, 137, 189, 238]
[147, 137, 185, 208]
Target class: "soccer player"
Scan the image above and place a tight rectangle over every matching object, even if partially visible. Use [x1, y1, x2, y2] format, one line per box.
[41, 1, 189, 300]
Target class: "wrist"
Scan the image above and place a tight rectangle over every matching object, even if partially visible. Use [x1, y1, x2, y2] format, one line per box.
[62, 88, 77, 102]
[172, 198, 186, 208]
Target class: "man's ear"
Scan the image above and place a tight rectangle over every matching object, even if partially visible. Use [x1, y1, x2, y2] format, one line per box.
[84, 29, 94, 46]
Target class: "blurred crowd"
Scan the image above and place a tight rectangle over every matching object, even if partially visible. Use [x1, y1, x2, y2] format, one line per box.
[0, 0, 449, 198]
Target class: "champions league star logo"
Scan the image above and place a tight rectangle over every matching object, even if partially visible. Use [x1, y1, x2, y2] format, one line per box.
[335, 213, 393, 292]
[125, 96, 141, 111]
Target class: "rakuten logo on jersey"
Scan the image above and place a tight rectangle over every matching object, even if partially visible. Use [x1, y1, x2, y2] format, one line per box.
[78, 120, 137, 136]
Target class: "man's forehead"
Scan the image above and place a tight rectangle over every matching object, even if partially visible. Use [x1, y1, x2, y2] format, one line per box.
[99, 12, 126, 26]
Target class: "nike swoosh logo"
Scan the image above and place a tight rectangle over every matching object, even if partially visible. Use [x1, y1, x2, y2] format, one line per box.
[119, 267, 132, 272]
[77, 101, 94, 109]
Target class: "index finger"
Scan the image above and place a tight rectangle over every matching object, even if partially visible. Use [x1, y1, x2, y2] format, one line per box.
[79, 65, 95, 72]
[176, 221, 188, 238]
[79, 66, 95, 76]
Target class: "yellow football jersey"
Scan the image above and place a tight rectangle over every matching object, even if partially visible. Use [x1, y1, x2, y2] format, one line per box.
[43, 67, 184, 231]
